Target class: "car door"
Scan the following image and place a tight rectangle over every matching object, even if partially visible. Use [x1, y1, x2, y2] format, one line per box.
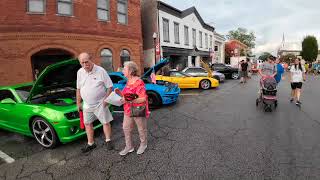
[195, 68, 208, 77]
[0, 89, 24, 131]
[170, 72, 187, 88]
[214, 64, 229, 75]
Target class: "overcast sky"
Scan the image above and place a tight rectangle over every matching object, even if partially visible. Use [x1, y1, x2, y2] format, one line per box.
[161, 0, 320, 55]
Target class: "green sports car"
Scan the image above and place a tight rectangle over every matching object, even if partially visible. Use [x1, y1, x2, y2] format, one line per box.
[0, 59, 105, 148]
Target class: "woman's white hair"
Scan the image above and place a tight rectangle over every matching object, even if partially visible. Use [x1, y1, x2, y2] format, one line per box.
[124, 61, 139, 76]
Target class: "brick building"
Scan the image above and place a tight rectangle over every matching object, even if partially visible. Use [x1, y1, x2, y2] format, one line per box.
[0, 0, 143, 85]
[225, 40, 248, 57]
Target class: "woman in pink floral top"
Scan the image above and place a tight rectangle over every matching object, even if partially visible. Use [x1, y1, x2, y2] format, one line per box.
[117, 61, 149, 156]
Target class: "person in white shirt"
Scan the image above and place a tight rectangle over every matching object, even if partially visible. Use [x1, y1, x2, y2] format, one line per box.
[289, 58, 306, 106]
[76, 52, 114, 153]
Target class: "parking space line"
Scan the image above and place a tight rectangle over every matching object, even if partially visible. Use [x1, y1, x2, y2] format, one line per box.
[179, 93, 200, 96]
[0, 150, 15, 164]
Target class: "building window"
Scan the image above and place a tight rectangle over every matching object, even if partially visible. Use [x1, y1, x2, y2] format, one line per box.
[117, 0, 128, 24]
[97, 0, 110, 21]
[57, 0, 73, 16]
[100, 49, 113, 72]
[163, 18, 170, 42]
[184, 26, 189, 46]
[27, 0, 46, 13]
[205, 33, 208, 49]
[199, 31, 203, 48]
[210, 35, 213, 49]
[192, 29, 196, 47]
[174, 22, 180, 44]
[120, 49, 130, 66]
[214, 46, 219, 52]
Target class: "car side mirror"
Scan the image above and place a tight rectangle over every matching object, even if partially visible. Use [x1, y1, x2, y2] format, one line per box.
[0, 98, 16, 104]
[118, 80, 127, 84]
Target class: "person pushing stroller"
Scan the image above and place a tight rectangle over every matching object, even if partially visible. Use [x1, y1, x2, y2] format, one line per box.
[257, 56, 278, 112]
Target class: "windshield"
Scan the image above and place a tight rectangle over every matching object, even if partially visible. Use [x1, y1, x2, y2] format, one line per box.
[15, 86, 32, 102]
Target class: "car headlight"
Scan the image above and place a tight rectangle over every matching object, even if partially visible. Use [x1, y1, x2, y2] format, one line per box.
[65, 111, 79, 120]
[165, 87, 171, 93]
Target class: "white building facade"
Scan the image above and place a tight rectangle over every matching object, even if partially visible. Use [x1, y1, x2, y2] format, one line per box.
[141, 0, 217, 70]
[214, 32, 226, 64]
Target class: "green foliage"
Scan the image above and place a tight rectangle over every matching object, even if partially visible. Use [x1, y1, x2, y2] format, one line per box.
[258, 52, 272, 61]
[280, 54, 296, 64]
[226, 27, 256, 48]
[301, 36, 318, 62]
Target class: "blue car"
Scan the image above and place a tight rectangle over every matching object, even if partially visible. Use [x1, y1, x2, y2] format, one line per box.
[109, 59, 180, 107]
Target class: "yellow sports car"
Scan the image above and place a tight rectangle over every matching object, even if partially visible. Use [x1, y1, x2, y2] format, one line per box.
[156, 70, 219, 90]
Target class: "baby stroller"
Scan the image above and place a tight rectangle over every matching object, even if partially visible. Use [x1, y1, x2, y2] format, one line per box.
[256, 76, 278, 112]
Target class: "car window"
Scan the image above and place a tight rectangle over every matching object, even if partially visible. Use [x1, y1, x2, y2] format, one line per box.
[0, 90, 16, 102]
[110, 75, 125, 83]
[185, 69, 193, 73]
[170, 72, 185, 77]
[15, 86, 32, 102]
[196, 68, 206, 73]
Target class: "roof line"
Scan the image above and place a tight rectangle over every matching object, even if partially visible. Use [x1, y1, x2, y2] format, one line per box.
[158, 1, 215, 32]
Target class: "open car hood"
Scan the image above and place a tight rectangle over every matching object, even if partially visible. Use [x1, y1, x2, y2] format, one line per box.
[27, 59, 81, 102]
[142, 58, 169, 78]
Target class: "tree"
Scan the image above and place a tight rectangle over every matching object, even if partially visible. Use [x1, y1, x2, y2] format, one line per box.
[280, 53, 296, 64]
[258, 52, 272, 61]
[226, 27, 256, 49]
[301, 36, 318, 62]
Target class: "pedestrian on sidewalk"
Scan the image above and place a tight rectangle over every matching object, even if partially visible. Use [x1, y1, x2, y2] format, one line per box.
[77, 52, 114, 153]
[239, 60, 248, 83]
[275, 58, 285, 84]
[118, 61, 150, 156]
[289, 58, 306, 106]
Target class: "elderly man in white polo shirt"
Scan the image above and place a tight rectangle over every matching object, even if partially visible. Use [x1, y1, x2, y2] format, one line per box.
[76, 52, 114, 153]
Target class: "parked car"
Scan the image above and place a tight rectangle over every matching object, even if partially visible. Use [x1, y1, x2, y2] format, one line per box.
[211, 63, 239, 79]
[109, 59, 180, 108]
[181, 67, 225, 82]
[156, 70, 219, 90]
[0, 59, 106, 148]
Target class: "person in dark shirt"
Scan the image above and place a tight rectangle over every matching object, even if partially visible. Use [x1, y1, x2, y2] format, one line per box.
[239, 60, 249, 83]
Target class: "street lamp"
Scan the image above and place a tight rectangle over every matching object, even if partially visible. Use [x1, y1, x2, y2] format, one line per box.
[153, 32, 157, 65]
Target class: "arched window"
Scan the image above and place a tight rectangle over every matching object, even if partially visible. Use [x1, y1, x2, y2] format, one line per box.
[101, 49, 113, 72]
[120, 49, 130, 66]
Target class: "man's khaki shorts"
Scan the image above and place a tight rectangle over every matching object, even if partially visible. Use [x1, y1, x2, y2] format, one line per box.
[83, 103, 113, 125]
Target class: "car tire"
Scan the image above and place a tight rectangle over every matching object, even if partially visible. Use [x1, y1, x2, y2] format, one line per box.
[231, 72, 239, 80]
[199, 79, 211, 90]
[31, 117, 59, 148]
[147, 91, 161, 108]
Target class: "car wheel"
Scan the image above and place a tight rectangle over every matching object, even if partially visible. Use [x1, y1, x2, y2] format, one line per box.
[200, 79, 211, 90]
[231, 72, 239, 79]
[213, 75, 221, 82]
[147, 91, 161, 108]
[32, 117, 58, 148]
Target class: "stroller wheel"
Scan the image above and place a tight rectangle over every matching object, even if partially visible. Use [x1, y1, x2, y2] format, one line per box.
[256, 98, 259, 106]
[274, 101, 278, 108]
[264, 104, 272, 112]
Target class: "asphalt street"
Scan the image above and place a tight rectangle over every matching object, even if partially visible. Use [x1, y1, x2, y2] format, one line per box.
[1, 73, 320, 179]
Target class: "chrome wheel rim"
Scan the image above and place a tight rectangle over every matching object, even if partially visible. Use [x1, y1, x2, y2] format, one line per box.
[201, 80, 210, 89]
[232, 73, 239, 79]
[32, 119, 53, 148]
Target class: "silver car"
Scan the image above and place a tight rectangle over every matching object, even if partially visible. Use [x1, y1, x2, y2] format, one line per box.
[182, 67, 225, 82]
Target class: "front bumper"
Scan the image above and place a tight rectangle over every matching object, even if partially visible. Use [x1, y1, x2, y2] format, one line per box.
[54, 118, 103, 143]
[211, 80, 220, 88]
[161, 87, 181, 105]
